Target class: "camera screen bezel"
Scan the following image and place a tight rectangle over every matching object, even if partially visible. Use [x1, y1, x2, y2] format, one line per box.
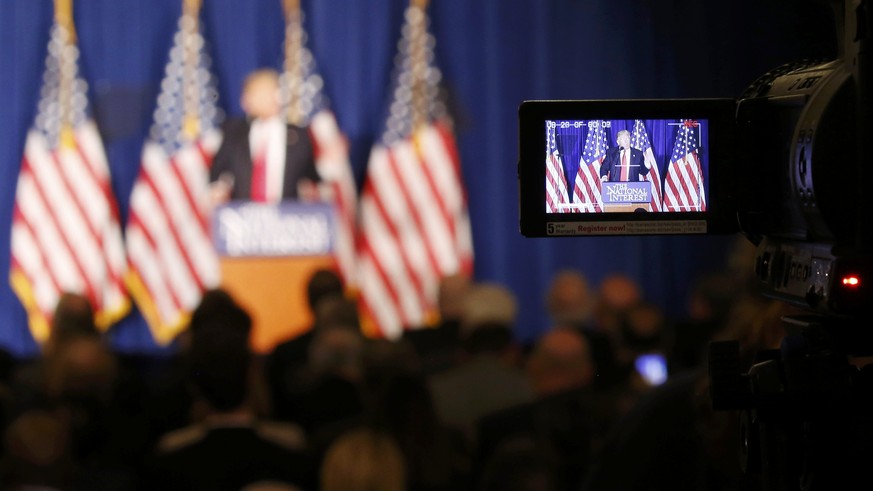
[518, 98, 739, 237]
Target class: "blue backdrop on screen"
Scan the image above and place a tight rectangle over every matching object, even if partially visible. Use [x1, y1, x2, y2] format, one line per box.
[0, 0, 836, 356]
[552, 119, 710, 202]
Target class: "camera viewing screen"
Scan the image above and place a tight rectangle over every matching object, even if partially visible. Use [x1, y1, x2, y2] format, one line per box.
[545, 118, 709, 214]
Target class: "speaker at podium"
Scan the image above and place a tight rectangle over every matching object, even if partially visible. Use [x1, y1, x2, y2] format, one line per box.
[212, 201, 338, 354]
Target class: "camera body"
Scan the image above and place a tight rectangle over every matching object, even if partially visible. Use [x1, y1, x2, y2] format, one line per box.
[518, 0, 871, 325]
[518, 1, 871, 486]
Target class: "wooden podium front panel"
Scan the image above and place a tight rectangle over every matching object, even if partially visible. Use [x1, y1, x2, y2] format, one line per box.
[220, 255, 335, 354]
[602, 203, 651, 213]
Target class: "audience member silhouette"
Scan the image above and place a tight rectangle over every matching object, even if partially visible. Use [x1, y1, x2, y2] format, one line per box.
[475, 326, 606, 490]
[402, 273, 471, 375]
[266, 268, 348, 422]
[144, 288, 259, 447]
[320, 428, 406, 491]
[477, 437, 557, 491]
[12, 292, 101, 406]
[148, 295, 313, 491]
[1, 408, 74, 490]
[545, 269, 596, 327]
[594, 273, 643, 335]
[429, 283, 534, 445]
[271, 293, 365, 432]
[289, 320, 367, 437]
[368, 371, 470, 491]
[544, 270, 623, 392]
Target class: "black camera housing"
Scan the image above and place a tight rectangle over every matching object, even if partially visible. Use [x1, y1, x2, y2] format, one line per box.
[518, 0, 871, 321]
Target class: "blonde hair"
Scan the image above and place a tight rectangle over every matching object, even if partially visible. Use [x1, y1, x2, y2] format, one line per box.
[242, 68, 280, 93]
[321, 428, 406, 491]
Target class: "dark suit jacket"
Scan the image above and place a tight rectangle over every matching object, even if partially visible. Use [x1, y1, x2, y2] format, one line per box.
[599, 146, 648, 182]
[148, 422, 315, 490]
[210, 118, 321, 200]
[474, 386, 623, 490]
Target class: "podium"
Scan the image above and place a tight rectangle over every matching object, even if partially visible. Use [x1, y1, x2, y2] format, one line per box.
[601, 181, 652, 213]
[213, 201, 336, 354]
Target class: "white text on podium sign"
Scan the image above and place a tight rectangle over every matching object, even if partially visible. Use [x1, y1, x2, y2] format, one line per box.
[213, 202, 335, 257]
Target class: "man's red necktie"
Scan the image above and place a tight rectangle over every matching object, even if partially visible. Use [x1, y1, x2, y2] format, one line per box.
[620, 149, 629, 181]
[250, 133, 268, 202]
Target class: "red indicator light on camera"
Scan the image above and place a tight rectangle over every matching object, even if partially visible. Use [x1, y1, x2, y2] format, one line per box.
[841, 275, 861, 287]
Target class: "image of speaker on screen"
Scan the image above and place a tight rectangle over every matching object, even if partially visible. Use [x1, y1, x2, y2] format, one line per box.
[209, 69, 321, 205]
[599, 129, 651, 183]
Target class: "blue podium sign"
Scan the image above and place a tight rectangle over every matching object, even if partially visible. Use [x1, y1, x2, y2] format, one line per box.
[602, 181, 651, 204]
[212, 201, 335, 257]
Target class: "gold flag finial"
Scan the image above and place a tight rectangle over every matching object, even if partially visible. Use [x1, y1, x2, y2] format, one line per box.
[183, 0, 202, 17]
[283, 0, 300, 16]
[55, 0, 77, 42]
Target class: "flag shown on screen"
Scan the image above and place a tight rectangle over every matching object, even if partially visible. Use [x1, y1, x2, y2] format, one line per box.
[573, 121, 608, 212]
[281, 1, 357, 287]
[357, 2, 474, 338]
[545, 123, 570, 212]
[631, 119, 663, 212]
[125, 1, 222, 344]
[664, 120, 706, 212]
[9, 10, 129, 343]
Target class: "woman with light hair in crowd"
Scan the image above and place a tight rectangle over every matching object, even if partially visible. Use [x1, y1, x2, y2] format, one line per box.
[320, 427, 406, 491]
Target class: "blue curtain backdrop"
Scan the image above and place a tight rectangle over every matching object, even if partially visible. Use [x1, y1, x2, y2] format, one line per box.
[0, 0, 836, 357]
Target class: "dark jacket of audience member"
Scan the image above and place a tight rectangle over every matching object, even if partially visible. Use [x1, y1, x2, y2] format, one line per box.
[147, 297, 314, 491]
[265, 269, 352, 425]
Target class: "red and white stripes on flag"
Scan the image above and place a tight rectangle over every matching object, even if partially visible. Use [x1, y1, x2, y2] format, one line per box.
[125, 5, 222, 344]
[573, 121, 608, 212]
[309, 110, 358, 287]
[545, 122, 570, 212]
[663, 120, 707, 212]
[126, 137, 222, 344]
[358, 122, 473, 338]
[631, 119, 663, 212]
[279, 2, 358, 287]
[9, 23, 129, 343]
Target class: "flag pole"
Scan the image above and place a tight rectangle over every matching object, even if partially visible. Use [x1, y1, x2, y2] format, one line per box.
[54, 0, 76, 42]
[55, 0, 77, 148]
[182, 0, 202, 140]
[409, 0, 430, 134]
[283, 0, 304, 125]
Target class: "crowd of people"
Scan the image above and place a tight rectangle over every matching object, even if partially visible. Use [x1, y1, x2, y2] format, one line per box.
[0, 238, 791, 490]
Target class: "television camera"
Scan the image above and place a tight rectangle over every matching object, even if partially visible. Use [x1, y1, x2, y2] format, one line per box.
[518, 0, 871, 488]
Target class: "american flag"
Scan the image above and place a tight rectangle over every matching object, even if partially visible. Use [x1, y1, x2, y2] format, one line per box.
[663, 120, 706, 212]
[280, 1, 357, 287]
[125, 2, 223, 344]
[357, 2, 474, 338]
[573, 121, 608, 212]
[631, 119, 663, 211]
[9, 15, 129, 343]
[545, 122, 569, 213]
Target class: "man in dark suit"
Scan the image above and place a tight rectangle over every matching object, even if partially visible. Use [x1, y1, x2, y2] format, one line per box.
[147, 299, 314, 490]
[599, 129, 650, 182]
[210, 68, 321, 203]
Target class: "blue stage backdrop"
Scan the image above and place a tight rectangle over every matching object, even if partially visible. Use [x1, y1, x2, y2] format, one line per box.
[0, 0, 836, 357]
